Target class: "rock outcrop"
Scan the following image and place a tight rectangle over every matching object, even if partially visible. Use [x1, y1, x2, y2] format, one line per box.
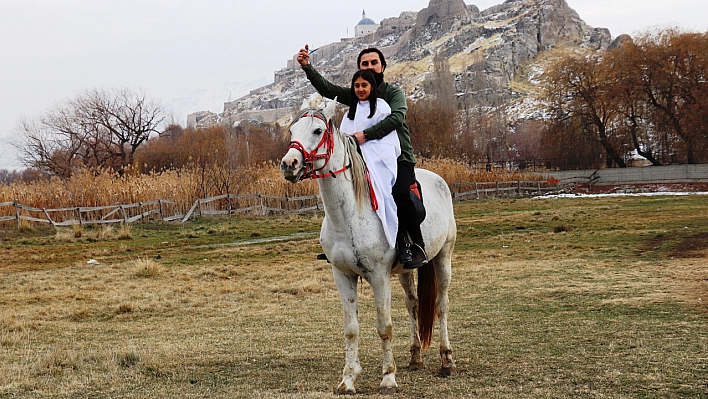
[608, 34, 634, 50]
[193, 0, 619, 128]
[416, 0, 470, 26]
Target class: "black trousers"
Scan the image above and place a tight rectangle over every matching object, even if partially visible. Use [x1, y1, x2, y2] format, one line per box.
[392, 161, 423, 244]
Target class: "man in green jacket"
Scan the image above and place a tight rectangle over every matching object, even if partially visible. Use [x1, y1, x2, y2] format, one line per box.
[296, 45, 427, 269]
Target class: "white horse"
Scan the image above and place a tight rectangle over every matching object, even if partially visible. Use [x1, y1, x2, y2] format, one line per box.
[280, 100, 457, 395]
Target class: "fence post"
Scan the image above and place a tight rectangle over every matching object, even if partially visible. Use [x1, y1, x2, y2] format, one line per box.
[120, 205, 128, 224]
[14, 200, 20, 230]
[496, 181, 500, 197]
[198, 199, 202, 218]
[42, 208, 56, 227]
[76, 207, 84, 226]
[517, 180, 521, 196]
[537, 181, 541, 195]
[158, 200, 164, 220]
[227, 193, 232, 215]
[475, 182, 479, 199]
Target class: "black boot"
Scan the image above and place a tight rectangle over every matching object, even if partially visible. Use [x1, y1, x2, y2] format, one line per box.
[397, 233, 413, 265]
[404, 241, 428, 270]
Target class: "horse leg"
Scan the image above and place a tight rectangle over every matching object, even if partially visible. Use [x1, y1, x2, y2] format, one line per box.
[433, 243, 457, 377]
[398, 272, 424, 370]
[371, 273, 398, 395]
[332, 269, 362, 395]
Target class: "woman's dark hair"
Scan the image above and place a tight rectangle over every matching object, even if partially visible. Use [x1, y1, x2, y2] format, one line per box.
[347, 70, 378, 120]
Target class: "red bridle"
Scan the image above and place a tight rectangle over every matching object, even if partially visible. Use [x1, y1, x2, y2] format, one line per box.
[287, 109, 350, 180]
[287, 109, 378, 210]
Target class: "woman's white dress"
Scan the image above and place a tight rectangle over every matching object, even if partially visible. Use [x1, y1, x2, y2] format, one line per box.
[340, 99, 401, 248]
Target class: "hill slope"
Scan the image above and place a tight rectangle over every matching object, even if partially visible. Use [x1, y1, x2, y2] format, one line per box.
[189, 0, 613, 128]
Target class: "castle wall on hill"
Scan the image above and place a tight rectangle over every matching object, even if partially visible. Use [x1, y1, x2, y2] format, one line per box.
[229, 108, 292, 124]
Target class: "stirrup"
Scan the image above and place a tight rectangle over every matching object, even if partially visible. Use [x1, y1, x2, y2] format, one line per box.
[404, 243, 428, 270]
[316, 253, 330, 263]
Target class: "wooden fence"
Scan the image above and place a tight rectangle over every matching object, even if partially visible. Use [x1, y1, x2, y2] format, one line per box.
[451, 180, 560, 201]
[180, 193, 323, 222]
[1, 180, 561, 229]
[0, 193, 324, 230]
[0, 199, 183, 230]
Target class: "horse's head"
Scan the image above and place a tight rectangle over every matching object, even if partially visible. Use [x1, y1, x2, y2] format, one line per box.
[280, 99, 338, 183]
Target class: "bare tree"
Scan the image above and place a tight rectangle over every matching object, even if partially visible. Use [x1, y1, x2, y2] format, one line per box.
[78, 88, 165, 173]
[14, 88, 165, 177]
[15, 112, 85, 177]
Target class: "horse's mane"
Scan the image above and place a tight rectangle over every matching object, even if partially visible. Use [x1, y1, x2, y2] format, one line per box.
[336, 126, 368, 210]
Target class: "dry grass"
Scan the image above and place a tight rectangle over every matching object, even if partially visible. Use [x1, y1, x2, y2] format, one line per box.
[118, 223, 133, 240]
[97, 224, 115, 240]
[419, 157, 544, 184]
[72, 223, 83, 238]
[53, 224, 120, 243]
[0, 160, 540, 220]
[132, 257, 165, 278]
[0, 195, 706, 397]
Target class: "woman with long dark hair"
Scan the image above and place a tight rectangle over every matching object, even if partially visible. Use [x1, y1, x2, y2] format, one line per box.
[340, 70, 401, 250]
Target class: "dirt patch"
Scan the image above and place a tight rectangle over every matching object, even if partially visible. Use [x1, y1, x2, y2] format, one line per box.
[640, 233, 678, 254]
[670, 232, 708, 258]
[640, 232, 708, 259]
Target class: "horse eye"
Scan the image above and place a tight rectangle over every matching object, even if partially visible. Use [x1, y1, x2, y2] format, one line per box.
[314, 128, 323, 135]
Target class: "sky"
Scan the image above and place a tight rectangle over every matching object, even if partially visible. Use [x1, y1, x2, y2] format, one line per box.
[2, 0, 707, 170]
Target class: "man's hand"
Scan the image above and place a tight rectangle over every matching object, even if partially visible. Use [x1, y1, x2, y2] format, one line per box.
[351, 132, 366, 145]
[297, 44, 310, 67]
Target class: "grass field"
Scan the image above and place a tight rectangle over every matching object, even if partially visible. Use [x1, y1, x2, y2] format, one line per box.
[1, 195, 707, 398]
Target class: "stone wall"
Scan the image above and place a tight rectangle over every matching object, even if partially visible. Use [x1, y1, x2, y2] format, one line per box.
[543, 164, 708, 185]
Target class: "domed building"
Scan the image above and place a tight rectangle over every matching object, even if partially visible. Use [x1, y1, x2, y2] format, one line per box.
[355, 10, 378, 37]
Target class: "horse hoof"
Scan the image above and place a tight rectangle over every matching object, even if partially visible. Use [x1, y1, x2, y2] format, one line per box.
[439, 366, 457, 377]
[379, 386, 397, 395]
[333, 386, 356, 396]
[408, 362, 425, 371]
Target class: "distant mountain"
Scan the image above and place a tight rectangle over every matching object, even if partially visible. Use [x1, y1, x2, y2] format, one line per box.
[190, 0, 616, 128]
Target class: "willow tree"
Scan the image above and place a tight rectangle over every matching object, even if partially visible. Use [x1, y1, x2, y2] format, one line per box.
[628, 29, 708, 164]
[542, 52, 629, 167]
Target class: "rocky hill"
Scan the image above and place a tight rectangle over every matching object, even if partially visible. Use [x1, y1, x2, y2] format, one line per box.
[188, 0, 617, 128]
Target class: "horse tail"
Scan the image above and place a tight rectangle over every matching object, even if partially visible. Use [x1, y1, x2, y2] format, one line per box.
[417, 261, 437, 350]
[341, 133, 367, 209]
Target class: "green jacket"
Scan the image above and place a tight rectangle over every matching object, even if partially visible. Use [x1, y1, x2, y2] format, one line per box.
[302, 64, 416, 165]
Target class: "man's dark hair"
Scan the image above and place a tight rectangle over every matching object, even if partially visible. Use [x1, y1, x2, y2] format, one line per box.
[347, 70, 378, 120]
[357, 48, 387, 70]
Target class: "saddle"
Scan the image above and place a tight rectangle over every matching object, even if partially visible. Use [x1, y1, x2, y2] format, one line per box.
[317, 180, 426, 264]
[409, 181, 426, 225]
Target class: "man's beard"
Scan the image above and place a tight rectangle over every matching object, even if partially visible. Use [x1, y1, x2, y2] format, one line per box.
[373, 71, 384, 86]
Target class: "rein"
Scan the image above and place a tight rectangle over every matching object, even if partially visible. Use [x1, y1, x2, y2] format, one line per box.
[288, 108, 378, 210]
[287, 109, 350, 180]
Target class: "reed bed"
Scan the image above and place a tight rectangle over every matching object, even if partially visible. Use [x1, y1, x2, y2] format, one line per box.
[419, 157, 546, 184]
[0, 159, 543, 217]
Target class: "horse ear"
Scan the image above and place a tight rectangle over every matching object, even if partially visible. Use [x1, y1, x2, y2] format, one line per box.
[300, 98, 310, 110]
[323, 97, 338, 121]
